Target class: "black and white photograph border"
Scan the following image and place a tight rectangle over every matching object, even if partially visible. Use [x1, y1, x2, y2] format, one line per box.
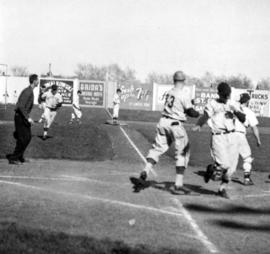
[0, 1, 270, 254]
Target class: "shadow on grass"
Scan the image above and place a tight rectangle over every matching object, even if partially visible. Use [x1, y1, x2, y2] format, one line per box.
[129, 177, 216, 196]
[37, 135, 54, 141]
[0, 222, 199, 254]
[184, 203, 270, 215]
[209, 219, 270, 232]
[194, 171, 253, 186]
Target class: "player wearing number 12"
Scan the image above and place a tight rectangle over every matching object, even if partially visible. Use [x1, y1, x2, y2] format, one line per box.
[138, 71, 200, 194]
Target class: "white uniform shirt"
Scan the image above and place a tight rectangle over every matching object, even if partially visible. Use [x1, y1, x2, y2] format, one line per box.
[205, 99, 235, 132]
[162, 87, 193, 121]
[42, 90, 63, 109]
[234, 105, 258, 134]
[113, 93, 120, 105]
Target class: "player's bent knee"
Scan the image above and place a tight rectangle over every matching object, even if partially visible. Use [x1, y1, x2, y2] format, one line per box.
[146, 157, 157, 165]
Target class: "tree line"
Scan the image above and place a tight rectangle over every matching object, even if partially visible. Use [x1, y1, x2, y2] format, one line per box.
[7, 64, 270, 90]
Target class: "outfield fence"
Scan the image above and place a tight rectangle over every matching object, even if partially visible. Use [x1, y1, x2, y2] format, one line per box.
[0, 76, 270, 117]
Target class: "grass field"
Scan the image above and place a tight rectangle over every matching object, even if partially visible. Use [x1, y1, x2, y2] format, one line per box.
[0, 105, 270, 254]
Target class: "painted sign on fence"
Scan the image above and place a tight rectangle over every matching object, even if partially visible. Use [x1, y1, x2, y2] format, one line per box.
[232, 88, 270, 117]
[79, 81, 105, 107]
[118, 83, 153, 110]
[40, 78, 74, 104]
[193, 87, 218, 113]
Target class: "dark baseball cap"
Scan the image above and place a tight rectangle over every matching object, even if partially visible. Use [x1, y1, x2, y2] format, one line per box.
[239, 93, 250, 104]
[51, 84, 58, 91]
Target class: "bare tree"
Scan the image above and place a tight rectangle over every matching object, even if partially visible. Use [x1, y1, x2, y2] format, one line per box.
[146, 72, 172, 84]
[11, 66, 29, 76]
[74, 63, 138, 85]
[256, 78, 270, 90]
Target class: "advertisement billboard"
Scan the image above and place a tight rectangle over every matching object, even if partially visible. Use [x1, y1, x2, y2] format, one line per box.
[40, 78, 73, 105]
[79, 80, 105, 107]
[118, 83, 153, 110]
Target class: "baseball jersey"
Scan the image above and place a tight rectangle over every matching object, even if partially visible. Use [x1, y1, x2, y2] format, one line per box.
[42, 90, 63, 109]
[234, 105, 258, 134]
[205, 99, 235, 132]
[162, 87, 193, 121]
[113, 93, 120, 105]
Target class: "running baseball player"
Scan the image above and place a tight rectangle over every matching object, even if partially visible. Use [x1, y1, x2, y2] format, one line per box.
[112, 88, 121, 124]
[193, 82, 246, 198]
[38, 84, 49, 123]
[41, 84, 63, 140]
[137, 71, 200, 195]
[232, 93, 261, 185]
[69, 90, 82, 125]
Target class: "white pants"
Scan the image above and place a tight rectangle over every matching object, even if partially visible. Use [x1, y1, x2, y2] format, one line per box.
[229, 132, 253, 175]
[113, 104, 119, 119]
[39, 102, 46, 111]
[147, 117, 190, 168]
[72, 106, 82, 119]
[211, 132, 240, 180]
[44, 107, 57, 129]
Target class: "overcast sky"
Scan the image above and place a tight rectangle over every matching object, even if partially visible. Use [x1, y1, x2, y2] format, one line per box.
[1, 0, 270, 83]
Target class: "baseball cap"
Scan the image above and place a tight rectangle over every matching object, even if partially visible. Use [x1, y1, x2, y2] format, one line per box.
[239, 93, 250, 104]
[51, 84, 58, 91]
[173, 71, 186, 82]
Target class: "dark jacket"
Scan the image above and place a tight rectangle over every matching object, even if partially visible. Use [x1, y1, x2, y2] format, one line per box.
[15, 85, 34, 120]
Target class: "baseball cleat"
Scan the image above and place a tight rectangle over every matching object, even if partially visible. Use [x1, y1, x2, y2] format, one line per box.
[170, 185, 191, 195]
[216, 189, 229, 199]
[243, 177, 254, 186]
[6, 155, 20, 165]
[139, 171, 147, 181]
[204, 164, 214, 183]
[19, 157, 30, 163]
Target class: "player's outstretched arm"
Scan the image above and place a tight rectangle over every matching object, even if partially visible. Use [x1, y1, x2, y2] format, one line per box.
[185, 108, 200, 118]
[192, 111, 209, 131]
[234, 110, 246, 123]
[196, 111, 209, 126]
[251, 125, 261, 147]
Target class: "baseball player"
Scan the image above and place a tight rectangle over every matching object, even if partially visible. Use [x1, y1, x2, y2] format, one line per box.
[112, 88, 121, 124]
[193, 82, 246, 198]
[138, 71, 200, 194]
[41, 84, 63, 140]
[38, 84, 48, 123]
[69, 90, 82, 125]
[232, 93, 261, 185]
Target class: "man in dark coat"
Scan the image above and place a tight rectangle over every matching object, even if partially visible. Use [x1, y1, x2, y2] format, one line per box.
[6, 74, 39, 164]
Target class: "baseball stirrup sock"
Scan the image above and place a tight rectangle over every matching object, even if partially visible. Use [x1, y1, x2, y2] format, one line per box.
[175, 174, 184, 187]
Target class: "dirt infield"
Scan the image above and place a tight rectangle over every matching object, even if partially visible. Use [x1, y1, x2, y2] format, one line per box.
[0, 106, 270, 253]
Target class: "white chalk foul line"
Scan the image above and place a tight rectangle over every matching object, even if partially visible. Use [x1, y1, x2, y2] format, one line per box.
[105, 108, 157, 177]
[105, 108, 219, 253]
[172, 198, 219, 253]
[0, 175, 130, 187]
[0, 179, 184, 218]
